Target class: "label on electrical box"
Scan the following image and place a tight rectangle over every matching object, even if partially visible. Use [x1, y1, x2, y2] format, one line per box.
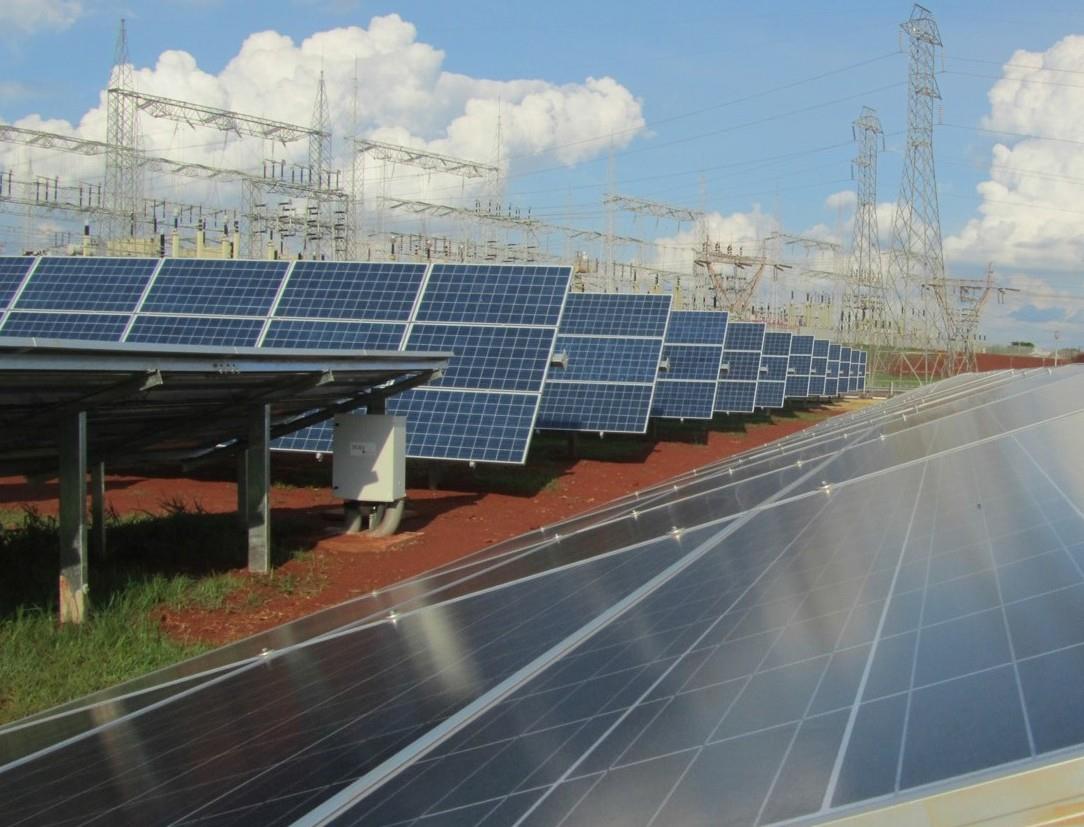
[349, 441, 377, 457]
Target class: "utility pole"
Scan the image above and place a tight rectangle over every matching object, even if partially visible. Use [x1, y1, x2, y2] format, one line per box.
[104, 18, 142, 253]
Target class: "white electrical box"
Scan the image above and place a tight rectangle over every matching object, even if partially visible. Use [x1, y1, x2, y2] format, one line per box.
[331, 414, 406, 503]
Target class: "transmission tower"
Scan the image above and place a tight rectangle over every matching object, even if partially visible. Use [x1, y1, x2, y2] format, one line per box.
[104, 18, 142, 253]
[307, 71, 336, 259]
[887, 4, 944, 366]
[843, 107, 887, 356]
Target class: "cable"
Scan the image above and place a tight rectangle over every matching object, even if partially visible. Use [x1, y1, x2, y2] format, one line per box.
[942, 68, 1084, 92]
[945, 53, 1084, 78]
[940, 123, 1084, 148]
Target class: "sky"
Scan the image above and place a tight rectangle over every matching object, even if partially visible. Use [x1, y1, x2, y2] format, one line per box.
[2, 0, 1084, 349]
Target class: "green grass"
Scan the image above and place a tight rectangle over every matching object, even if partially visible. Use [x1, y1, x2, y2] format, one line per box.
[0, 502, 315, 725]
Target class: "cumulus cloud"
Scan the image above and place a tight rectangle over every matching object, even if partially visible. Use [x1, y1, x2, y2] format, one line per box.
[824, 189, 856, 211]
[944, 35, 1084, 269]
[0, 14, 645, 211]
[652, 207, 779, 272]
[0, 0, 82, 34]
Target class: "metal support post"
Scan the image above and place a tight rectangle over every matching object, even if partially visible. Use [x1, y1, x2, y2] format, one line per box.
[90, 461, 106, 560]
[236, 448, 249, 529]
[58, 411, 88, 624]
[245, 404, 271, 573]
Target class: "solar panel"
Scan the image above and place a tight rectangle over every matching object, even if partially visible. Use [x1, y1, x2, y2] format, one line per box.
[126, 315, 264, 347]
[555, 291, 671, 337]
[0, 311, 129, 341]
[0, 256, 35, 309]
[826, 342, 842, 397]
[539, 293, 672, 433]
[140, 259, 289, 316]
[262, 319, 406, 351]
[717, 321, 765, 414]
[15, 257, 158, 312]
[809, 338, 830, 397]
[405, 324, 556, 392]
[785, 334, 815, 399]
[839, 346, 852, 394]
[273, 261, 426, 321]
[756, 331, 792, 410]
[386, 388, 541, 464]
[653, 310, 729, 420]
[414, 263, 569, 326]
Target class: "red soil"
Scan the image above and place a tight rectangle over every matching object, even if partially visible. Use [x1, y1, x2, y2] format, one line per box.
[1, 405, 862, 646]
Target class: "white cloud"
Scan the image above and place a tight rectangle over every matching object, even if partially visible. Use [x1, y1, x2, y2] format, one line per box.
[824, 189, 856, 211]
[0, 0, 82, 34]
[944, 35, 1084, 269]
[0, 14, 645, 209]
[653, 207, 779, 272]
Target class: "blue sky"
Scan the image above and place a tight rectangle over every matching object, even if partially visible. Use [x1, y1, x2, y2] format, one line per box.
[3, 0, 1084, 348]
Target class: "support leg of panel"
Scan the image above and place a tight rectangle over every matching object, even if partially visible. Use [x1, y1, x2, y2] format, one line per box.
[236, 448, 249, 530]
[59, 411, 88, 624]
[90, 461, 106, 561]
[246, 405, 271, 574]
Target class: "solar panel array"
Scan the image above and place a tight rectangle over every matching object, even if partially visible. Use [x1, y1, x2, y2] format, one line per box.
[652, 310, 729, 420]
[15, 368, 1084, 826]
[755, 331, 791, 409]
[717, 321, 766, 413]
[538, 293, 672, 433]
[0, 257, 572, 464]
[839, 345, 852, 393]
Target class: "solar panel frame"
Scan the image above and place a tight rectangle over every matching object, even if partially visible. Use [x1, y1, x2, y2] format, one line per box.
[826, 342, 842, 397]
[809, 338, 830, 397]
[14, 256, 160, 313]
[755, 331, 792, 411]
[140, 259, 291, 317]
[839, 346, 852, 394]
[272, 261, 427, 322]
[413, 263, 570, 327]
[784, 334, 815, 399]
[653, 310, 729, 420]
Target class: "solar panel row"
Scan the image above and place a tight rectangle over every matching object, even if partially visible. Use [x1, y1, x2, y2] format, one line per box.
[653, 310, 729, 420]
[718, 322, 766, 413]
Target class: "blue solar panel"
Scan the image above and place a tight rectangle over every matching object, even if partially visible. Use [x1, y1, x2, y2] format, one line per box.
[0, 311, 128, 341]
[414, 264, 570, 326]
[825, 377, 839, 396]
[724, 321, 765, 351]
[650, 381, 717, 419]
[273, 421, 335, 454]
[15, 257, 157, 312]
[723, 350, 763, 381]
[274, 261, 426, 321]
[387, 388, 539, 464]
[813, 338, 830, 358]
[762, 331, 792, 356]
[663, 310, 728, 344]
[760, 355, 789, 382]
[551, 335, 660, 383]
[141, 259, 289, 316]
[715, 380, 757, 413]
[658, 344, 722, 381]
[808, 375, 828, 396]
[126, 315, 263, 346]
[537, 383, 654, 432]
[556, 293, 671, 337]
[0, 257, 35, 309]
[262, 319, 406, 351]
[810, 338, 829, 397]
[754, 380, 786, 409]
[829, 343, 842, 360]
[789, 334, 815, 355]
[405, 324, 555, 392]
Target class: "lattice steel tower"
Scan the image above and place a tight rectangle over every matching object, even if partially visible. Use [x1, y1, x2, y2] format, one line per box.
[844, 106, 886, 342]
[307, 71, 336, 259]
[887, 4, 944, 351]
[104, 18, 142, 252]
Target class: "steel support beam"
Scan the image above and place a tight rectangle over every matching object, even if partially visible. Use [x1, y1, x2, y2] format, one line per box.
[58, 411, 87, 624]
[90, 461, 106, 561]
[245, 404, 271, 573]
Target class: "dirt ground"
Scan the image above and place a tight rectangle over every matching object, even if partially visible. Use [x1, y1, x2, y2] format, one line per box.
[1, 403, 867, 646]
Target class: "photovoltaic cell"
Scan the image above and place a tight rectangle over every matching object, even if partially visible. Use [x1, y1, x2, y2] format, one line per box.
[262, 319, 406, 351]
[14, 257, 157, 312]
[839, 346, 852, 394]
[0, 311, 129, 341]
[724, 321, 766, 352]
[755, 379, 786, 409]
[651, 381, 719, 419]
[537, 382, 655, 432]
[273, 421, 335, 454]
[0, 256, 35, 309]
[756, 332, 791, 410]
[556, 292, 672, 338]
[762, 332, 792, 357]
[126, 315, 263, 347]
[809, 338, 830, 397]
[655, 309, 728, 345]
[274, 261, 426, 321]
[660, 344, 725, 381]
[386, 388, 540, 464]
[414, 263, 569, 326]
[405, 324, 556, 392]
[141, 259, 289, 316]
[716, 379, 758, 412]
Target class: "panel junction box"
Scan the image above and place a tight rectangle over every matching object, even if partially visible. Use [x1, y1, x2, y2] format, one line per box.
[331, 414, 406, 503]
